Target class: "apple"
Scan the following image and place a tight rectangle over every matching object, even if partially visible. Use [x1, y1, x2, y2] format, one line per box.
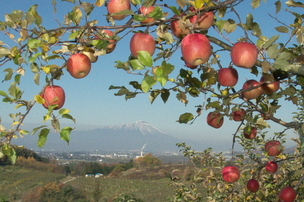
[265, 161, 278, 174]
[246, 179, 259, 193]
[67, 53, 91, 79]
[181, 33, 211, 67]
[170, 15, 190, 38]
[278, 186, 297, 202]
[130, 33, 156, 58]
[41, 85, 65, 110]
[185, 62, 198, 69]
[82, 50, 98, 63]
[231, 42, 258, 69]
[217, 67, 238, 87]
[95, 30, 117, 54]
[207, 112, 224, 129]
[231, 108, 246, 121]
[243, 126, 257, 139]
[188, 6, 214, 30]
[265, 140, 283, 156]
[260, 76, 280, 94]
[138, 6, 154, 24]
[241, 79, 263, 100]
[107, 0, 131, 20]
[222, 166, 240, 183]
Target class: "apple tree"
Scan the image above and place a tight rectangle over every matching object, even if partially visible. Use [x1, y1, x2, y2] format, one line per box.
[0, 0, 303, 201]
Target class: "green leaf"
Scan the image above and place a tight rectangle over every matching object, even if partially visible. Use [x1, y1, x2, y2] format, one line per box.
[141, 76, 156, 93]
[69, 30, 80, 40]
[142, 0, 156, 7]
[29, 52, 42, 63]
[149, 90, 160, 104]
[275, 1, 281, 13]
[251, 0, 261, 9]
[31, 125, 48, 135]
[81, 2, 94, 16]
[110, 9, 134, 17]
[275, 26, 289, 33]
[161, 90, 170, 103]
[60, 127, 73, 144]
[19, 130, 29, 136]
[62, 114, 76, 123]
[59, 108, 70, 115]
[37, 128, 50, 148]
[263, 35, 279, 49]
[130, 59, 145, 70]
[138, 51, 153, 67]
[178, 113, 194, 124]
[2, 145, 16, 165]
[62, 0, 75, 3]
[3, 68, 13, 82]
[0, 91, 9, 98]
[34, 73, 40, 85]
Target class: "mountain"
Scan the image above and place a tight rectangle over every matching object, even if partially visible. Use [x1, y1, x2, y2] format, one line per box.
[11, 121, 191, 152]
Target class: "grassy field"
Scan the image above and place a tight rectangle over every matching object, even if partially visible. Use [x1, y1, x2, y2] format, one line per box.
[68, 177, 177, 202]
[0, 165, 65, 201]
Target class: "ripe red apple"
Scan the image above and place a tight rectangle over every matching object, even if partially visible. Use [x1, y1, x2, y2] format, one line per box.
[170, 15, 190, 38]
[67, 53, 91, 79]
[41, 85, 65, 110]
[243, 126, 257, 139]
[107, 0, 131, 20]
[260, 76, 280, 94]
[217, 67, 238, 87]
[130, 33, 156, 58]
[181, 33, 211, 67]
[246, 179, 259, 193]
[265, 161, 278, 174]
[138, 6, 154, 24]
[278, 186, 297, 202]
[207, 112, 224, 129]
[231, 42, 258, 69]
[185, 62, 198, 69]
[188, 6, 214, 30]
[242, 79, 263, 100]
[231, 108, 246, 121]
[265, 140, 283, 156]
[222, 166, 240, 183]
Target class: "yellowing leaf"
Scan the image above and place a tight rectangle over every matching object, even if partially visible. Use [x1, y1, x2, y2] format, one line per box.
[95, 0, 105, 7]
[34, 94, 45, 104]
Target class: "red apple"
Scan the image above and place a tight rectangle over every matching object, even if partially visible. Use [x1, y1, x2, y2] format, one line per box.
[265, 140, 283, 156]
[188, 6, 214, 30]
[130, 33, 156, 58]
[243, 126, 257, 139]
[138, 6, 154, 24]
[231, 42, 258, 69]
[218, 67, 238, 87]
[241, 79, 263, 100]
[181, 33, 211, 67]
[107, 0, 131, 20]
[170, 15, 190, 38]
[278, 186, 297, 202]
[231, 108, 246, 121]
[260, 76, 280, 94]
[41, 85, 65, 110]
[185, 62, 198, 69]
[207, 112, 224, 129]
[67, 53, 91, 79]
[222, 166, 240, 183]
[265, 161, 278, 174]
[246, 179, 259, 193]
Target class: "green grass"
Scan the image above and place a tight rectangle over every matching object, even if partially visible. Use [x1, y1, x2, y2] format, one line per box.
[68, 177, 177, 202]
[0, 165, 65, 201]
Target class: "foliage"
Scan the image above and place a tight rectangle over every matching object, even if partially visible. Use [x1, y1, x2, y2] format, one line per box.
[133, 153, 162, 168]
[0, 0, 303, 200]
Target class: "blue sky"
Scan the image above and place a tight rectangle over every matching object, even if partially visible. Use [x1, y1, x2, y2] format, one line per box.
[0, 0, 301, 151]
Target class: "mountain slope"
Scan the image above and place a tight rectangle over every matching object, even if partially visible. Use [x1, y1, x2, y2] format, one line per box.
[12, 121, 185, 152]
